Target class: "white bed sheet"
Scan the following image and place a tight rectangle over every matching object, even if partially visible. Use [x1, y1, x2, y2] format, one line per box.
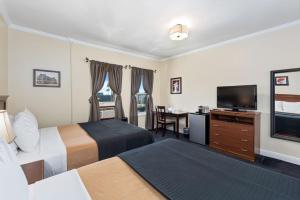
[29, 169, 91, 200]
[17, 127, 67, 178]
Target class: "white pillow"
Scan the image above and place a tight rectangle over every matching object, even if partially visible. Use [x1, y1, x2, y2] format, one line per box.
[0, 139, 30, 200]
[13, 112, 40, 152]
[282, 101, 300, 114]
[275, 101, 283, 112]
[24, 108, 39, 128]
[9, 114, 15, 125]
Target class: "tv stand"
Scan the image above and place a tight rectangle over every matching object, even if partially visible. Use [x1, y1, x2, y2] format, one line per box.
[231, 108, 247, 112]
[209, 110, 261, 161]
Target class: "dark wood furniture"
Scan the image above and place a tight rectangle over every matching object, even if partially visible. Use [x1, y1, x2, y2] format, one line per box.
[21, 160, 44, 184]
[155, 106, 176, 136]
[0, 95, 8, 110]
[152, 109, 189, 138]
[209, 110, 260, 162]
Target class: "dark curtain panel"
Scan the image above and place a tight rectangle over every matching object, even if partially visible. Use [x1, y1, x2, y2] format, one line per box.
[143, 69, 154, 129]
[108, 65, 125, 119]
[129, 67, 142, 125]
[89, 61, 108, 122]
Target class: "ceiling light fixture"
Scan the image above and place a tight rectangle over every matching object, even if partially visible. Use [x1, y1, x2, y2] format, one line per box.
[169, 24, 188, 41]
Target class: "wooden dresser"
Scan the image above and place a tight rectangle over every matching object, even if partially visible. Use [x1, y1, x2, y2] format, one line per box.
[209, 110, 260, 161]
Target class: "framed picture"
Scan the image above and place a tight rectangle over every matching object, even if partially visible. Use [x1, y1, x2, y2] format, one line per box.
[170, 77, 182, 94]
[33, 69, 61, 87]
[275, 76, 289, 86]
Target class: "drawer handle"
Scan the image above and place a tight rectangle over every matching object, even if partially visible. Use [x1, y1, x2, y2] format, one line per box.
[213, 141, 220, 145]
[241, 129, 249, 132]
[241, 148, 248, 152]
[215, 133, 220, 136]
[241, 139, 248, 142]
[213, 124, 220, 127]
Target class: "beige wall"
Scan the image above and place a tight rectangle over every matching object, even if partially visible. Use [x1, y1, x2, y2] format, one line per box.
[160, 23, 300, 159]
[0, 17, 8, 94]
[7, 29, 160, 128]
[8, 30, 72, 127]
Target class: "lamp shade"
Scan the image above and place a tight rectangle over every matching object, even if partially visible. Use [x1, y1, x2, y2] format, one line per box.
[0, 110, 15, 143]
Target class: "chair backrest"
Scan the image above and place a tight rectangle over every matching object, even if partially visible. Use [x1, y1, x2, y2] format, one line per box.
[156, 106, 166, 122]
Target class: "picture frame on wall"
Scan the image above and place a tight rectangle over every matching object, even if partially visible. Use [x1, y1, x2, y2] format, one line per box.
[33, 69, 61, 87]
[275, 76, 289, 86]
[170, 77, 182, 94]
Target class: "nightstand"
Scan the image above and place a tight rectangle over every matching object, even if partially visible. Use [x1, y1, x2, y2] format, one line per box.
[21, 160, 44, 184]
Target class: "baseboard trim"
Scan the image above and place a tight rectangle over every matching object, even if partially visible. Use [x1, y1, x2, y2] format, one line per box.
[260, 149, 300, 166]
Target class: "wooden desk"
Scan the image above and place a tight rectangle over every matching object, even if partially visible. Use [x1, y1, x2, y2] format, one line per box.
[152, 111, 189, 138]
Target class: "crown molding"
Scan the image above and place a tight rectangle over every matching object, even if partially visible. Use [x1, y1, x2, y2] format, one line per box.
[4, 17, 300, 62]
[161, 19, 300, 61]
[8, 24, 161, 61]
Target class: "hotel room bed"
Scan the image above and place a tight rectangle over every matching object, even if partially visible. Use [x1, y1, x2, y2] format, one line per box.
[29, 139, 300, 200]
[275, 112, 300, 136]
[17, 119, 153, 177]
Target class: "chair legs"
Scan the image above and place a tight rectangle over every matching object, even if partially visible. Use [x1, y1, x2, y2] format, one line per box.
[156, 123, 176, 137]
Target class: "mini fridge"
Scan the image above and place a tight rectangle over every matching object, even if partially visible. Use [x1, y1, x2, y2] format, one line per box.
[189, 113, 209, 145]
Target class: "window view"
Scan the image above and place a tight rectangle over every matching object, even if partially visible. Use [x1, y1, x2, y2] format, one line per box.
[137, 80, 147, 113]
[97, 73, 114, 105]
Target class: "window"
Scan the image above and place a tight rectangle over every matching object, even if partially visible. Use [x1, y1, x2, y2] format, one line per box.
[136, 79, 147, 113]
[97, 73, 115, 106]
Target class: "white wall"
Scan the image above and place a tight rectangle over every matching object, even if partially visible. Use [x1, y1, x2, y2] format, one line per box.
[7, 28, 161, 128]
[160, 23, 300, 161]
[0, 17, 7, 95]
[275, 71, 300, 95]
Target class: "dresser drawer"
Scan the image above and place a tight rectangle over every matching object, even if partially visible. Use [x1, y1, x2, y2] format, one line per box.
[226, 144, 254, 158]
[212, 129, 254, 142]
[211, 132, 253, 149]
[211, 120, 253, 131]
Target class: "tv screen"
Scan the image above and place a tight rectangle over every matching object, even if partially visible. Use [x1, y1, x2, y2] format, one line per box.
[217, 85, 257, 110]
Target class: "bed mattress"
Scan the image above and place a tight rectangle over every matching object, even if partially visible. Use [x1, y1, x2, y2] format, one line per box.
[17, 127, 67, 178]
[29, 139, 300, 200]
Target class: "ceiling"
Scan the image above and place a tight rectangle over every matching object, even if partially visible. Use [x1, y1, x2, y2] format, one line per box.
[1, 0, 300, 59]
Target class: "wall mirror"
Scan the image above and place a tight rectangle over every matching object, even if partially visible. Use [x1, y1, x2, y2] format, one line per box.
[271, 68, 300, 143]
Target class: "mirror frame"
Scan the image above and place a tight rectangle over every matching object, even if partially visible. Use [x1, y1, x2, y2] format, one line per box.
[270, 68, 300, 143]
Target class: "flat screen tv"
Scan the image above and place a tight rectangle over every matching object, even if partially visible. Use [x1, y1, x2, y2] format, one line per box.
[217, 85, 257, 111]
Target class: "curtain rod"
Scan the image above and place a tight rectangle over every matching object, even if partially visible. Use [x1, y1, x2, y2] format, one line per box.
[85, 57, 157, 73]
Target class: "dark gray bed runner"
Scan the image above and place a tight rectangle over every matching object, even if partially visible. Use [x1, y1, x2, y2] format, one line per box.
[119, 139, 300, 200]
[79, 119, 153, 160]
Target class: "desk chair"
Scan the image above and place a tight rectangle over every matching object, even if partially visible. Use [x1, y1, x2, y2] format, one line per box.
[156, 106, 176, 136]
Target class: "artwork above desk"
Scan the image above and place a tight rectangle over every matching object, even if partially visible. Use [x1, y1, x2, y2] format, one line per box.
[152, 110, 189, 137]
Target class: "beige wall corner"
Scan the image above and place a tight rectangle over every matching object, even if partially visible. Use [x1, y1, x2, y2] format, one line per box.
[6, 28, 162, 128]
[0, 16, 8, 95]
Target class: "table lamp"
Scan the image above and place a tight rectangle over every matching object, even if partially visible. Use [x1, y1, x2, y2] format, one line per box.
[0, 110, 15, 143]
